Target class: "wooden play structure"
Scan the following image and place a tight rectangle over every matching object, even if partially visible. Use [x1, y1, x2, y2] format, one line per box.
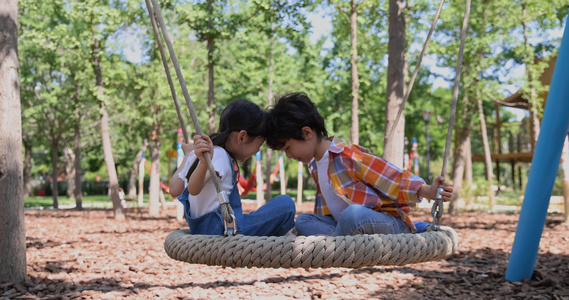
[471, 55, 558, 190]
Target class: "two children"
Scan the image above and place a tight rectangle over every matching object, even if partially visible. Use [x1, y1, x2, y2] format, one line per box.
[172, 94, 453, 237]
[169, 99, 295, 236]
[265, 92, 454, 236]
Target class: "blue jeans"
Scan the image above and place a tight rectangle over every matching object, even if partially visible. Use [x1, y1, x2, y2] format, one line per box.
[178, 186, 295, 236]
[178, 152, 296, 236]
[237, 195, 296, 236]
[296, 204, 425, 236]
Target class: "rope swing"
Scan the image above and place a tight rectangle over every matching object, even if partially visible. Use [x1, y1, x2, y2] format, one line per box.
[147, 0, 470, 268]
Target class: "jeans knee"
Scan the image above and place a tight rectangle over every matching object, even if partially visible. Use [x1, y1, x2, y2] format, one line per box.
[295, 213, 311, 227]
[338, 204, 367, 224]
[272, 195, 296, 215]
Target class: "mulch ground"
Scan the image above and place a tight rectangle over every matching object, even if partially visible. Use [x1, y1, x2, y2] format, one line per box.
[2, 202, 568, 300]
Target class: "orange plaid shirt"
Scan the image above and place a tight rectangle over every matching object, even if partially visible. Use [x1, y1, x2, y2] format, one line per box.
[308, 137, 425, 232]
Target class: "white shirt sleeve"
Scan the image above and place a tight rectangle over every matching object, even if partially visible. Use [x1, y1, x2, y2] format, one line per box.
[202, 147, 232, 187]
[186, 146, 234, 218]
[178, 148, 232, 189]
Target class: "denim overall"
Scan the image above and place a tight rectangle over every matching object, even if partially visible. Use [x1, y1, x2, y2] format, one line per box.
[177, 153, 296, 236]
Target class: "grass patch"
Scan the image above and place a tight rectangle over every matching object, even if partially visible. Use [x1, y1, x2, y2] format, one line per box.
[241, 189, 316, 201]
[25, 195, 152, 209]
[26, 188, 316, 209]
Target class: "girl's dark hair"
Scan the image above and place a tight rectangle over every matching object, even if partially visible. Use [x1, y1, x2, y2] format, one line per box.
[266, 92, 328, 150]
[186, 99, 266, 180]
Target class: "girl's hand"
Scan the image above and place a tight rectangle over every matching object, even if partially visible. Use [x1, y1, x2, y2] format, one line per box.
[181, 142, 194, 156]
[192, 134, 213, 162]
[419, 176, 454, 201]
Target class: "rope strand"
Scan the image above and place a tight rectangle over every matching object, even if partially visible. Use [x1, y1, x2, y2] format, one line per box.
[441, 0, 471, 177]
[143, 0, 188, 143]
[146, 0, 235, 226]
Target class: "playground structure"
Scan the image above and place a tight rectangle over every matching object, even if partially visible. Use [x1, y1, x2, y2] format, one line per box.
[472, 55, 559, 191]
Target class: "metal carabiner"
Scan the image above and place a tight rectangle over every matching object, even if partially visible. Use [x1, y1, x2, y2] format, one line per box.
[427, 187, 445, 231]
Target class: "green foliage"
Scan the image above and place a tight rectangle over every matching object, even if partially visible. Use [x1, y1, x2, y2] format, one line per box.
[17, 0, 567, 196]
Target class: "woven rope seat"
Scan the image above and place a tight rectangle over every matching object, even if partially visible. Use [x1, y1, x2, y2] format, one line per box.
[164, 227, 459, 268]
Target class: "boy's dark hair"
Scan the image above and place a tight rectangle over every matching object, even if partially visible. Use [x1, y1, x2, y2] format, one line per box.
[186, 99, 266, 180]
[266, 92, 328, 150]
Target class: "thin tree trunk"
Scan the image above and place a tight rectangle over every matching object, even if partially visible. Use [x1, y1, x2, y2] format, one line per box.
[0, 0, 27, 281]
[464, 135, 473, 185]
[522, 3, 540, 149]
[91, 38, 124, 221]
[265, 23, 275, 201]
[562, 134, 569, 223]
[64, 147, 76, 200]
[128, 140, 148, 200]
[23, 140, 33, 198]
[51, 139, 59, 208]
[73, 120, 83, 210]
[207, 0, 216, 134]
[148, 129, 161, 216]
[477, 97, 495, 211]
[463, 134, 473, 207]
[349, 0, 360, 145]
[383, 0, 406, 167]
[449, 96, 473, 215]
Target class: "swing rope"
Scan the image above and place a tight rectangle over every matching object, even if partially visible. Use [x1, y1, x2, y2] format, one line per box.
[147, 0, 469, 268]
[144, 0, 188, 144]
[145, 0, 237, 235]
[429, 0, 471, 231]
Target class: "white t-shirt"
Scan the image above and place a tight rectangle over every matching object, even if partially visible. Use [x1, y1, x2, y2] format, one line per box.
[177, 146, 233, 218]
[316, 150, 349, 220]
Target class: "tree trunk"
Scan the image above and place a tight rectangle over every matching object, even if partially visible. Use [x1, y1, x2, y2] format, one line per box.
[522, 3, 540, 149]
[64, 146, 76, 200]
[464, 135, 473, 185]
[265, 25, 275, 201]
[0, 0, 27, 281]
[449, 96, 473, 215]
[562, 134, 569, 223]
[23, 140, 33, 198]
[477, 98, 495, 211]
[91, 38, 124, 221]
[51, 139, 59, 208]
[207, 0, 216, 134]
[148, 130, 161, 216]
[128, 140, 148, 200]
[463, 134, 473, 207]
[73, 120, 83, 210]
[349, 0, 360, 145]
[383, 0, 406, 168]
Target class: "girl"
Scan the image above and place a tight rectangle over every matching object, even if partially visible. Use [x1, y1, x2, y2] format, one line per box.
[169, 99, 296, 236]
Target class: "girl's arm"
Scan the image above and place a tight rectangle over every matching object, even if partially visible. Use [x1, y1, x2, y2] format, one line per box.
[169, 142, 194, 197]
[187, 135, 214, 196]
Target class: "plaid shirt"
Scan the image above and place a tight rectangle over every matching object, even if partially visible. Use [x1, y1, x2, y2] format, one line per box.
[308, 137, 425, 232]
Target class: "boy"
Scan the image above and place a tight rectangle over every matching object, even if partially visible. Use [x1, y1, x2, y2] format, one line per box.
[266, 92, 454, 236]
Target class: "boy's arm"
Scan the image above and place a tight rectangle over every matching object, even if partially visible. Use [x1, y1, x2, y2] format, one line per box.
[418, 176, 454, 201]
[354, 151, 424, 202]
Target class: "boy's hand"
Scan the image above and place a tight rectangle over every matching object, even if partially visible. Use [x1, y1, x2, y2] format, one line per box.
[193, 134, 213, 162]
[420, 176, 454, 201]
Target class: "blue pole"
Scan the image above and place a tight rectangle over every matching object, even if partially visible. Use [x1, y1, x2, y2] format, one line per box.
[505, 18, 569, 281]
